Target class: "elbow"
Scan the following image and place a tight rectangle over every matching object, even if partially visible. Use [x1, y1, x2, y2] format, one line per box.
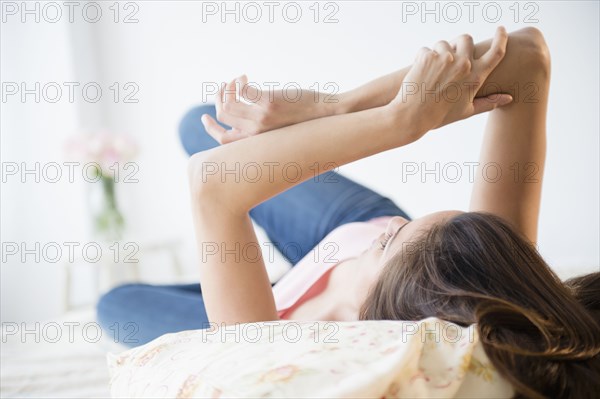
[513, 27, 551, 79]
[187, 150, 246, 215]
[187, 151, 222, 203]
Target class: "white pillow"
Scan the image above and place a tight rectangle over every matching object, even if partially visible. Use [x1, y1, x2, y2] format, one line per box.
[107, 318, 513, 398]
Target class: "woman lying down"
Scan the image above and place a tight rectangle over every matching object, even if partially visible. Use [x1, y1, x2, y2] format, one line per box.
[98, 27, 600, 398]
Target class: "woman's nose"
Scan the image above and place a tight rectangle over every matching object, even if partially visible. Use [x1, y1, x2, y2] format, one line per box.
[386, 216, 408, 235]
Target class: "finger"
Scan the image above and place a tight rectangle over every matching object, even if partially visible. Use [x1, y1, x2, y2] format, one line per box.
[433, 40, 454, 62]
[213, 94, 261, 133]
[223, 78, 238, 108]
[237, 74, 248, 86]
[472, 93, 513, 115]
[415, 47, 433, 59]
[214, 82, 224, 115]
[240, 81, 263, 105]
[219, 75, 264, 120]
[234, 75, 248, 103]
[201, 114, 228, 143]
[236, 75, 249, 103]
[477, 26, 508, 74]
[220, 99, 261, 120]
[433, 40, 453, 55]
[202, 114, 251, 144]
[220, 99, 259, 120]
[217, 78, 250, 121]
[451, 34, 475, 59]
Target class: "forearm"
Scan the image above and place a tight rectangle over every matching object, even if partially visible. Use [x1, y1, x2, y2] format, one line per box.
[333, 68, 411, 114]
[332, 66, 410, 114]
[189, 105, 414, 214]
[332, 33, 510, 115]
[190, 208, 278, 324]
[469, 27, 550, 244]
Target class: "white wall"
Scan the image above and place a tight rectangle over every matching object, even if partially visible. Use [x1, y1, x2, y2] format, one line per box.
[2, 1, 598, 323]
[1, 14, 83, 322]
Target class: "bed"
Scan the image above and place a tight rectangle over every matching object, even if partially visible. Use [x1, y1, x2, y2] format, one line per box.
[1, 307, 120, 398]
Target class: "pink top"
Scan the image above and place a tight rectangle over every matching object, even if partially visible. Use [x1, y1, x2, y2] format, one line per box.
[274, 216, 393, 318]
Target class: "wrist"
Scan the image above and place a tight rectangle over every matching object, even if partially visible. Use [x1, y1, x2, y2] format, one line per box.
[317, 91, 354, 118]
[382, 101, 427, 146]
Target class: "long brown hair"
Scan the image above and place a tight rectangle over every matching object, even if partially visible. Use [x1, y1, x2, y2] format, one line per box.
[360, 212, 600, 398]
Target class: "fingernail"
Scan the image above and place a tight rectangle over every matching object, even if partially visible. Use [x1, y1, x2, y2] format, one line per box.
[500, 95, 513, 105]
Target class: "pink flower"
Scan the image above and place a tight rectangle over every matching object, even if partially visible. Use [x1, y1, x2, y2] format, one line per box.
[64, 130, 138, 175]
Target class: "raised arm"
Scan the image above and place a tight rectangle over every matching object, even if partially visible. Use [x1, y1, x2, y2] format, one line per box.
[214, 28, 535, 139]
[188, 100, 412, 325]
[332, 28, 539, 114]
[189, 28, 510, 325]
[469, 27, 551, 245]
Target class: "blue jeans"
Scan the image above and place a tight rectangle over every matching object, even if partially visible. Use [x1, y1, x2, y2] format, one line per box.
[96, 105, 410, 347]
